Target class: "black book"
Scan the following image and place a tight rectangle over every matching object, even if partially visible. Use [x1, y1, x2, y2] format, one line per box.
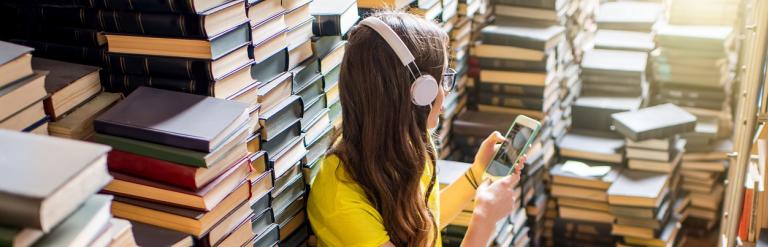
[475, 92, 544, 110]
[477, 56, 551, 72]
[611, 103, 697, 141]
[103, 61, 255, 98]
[13, 40, 105, 67]
[31, 26, 105, 47]
[571, 96, 641, 132]
[251, 48, 289, 83]
[310, 0, 359, 36]
[480, 25, 564, 51]
[106, 23, 251, 60]
[92, 0, 236, 14]
[100, 0, 248, 39]
[259, 95, 304, 141]
[27, 6, 101, 29]
[106, 44, 252, 81]
[290, 58, 321, 94]
[477, 82, 544, 97]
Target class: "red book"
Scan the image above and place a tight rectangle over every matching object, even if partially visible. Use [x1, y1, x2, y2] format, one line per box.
[739, 188, 754, 241]
[107, 149, 243, 190]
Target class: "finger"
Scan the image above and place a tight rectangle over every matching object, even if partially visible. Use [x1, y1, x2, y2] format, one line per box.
[477, 178, 492, 190]
[499, 174, 519, 186]
[483, 131, 505, 145]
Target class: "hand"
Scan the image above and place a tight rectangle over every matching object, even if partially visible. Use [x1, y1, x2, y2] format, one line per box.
[472, 131, 506, 171]
[471, 173, 522, 225]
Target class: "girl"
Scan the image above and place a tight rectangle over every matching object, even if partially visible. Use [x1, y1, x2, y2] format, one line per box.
[307, 11, 524, 247]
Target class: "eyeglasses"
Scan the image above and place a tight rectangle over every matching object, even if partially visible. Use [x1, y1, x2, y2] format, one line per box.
[442, 68, 457, 92]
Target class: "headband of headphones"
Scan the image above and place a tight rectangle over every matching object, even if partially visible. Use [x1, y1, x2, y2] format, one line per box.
[359, 17, 424, 80]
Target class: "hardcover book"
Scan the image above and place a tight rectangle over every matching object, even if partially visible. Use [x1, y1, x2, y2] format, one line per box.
[480, 25, 564, 51]
[32, 58, 101, 120]
[310, 0, 359, 36]
[611, 103, 697, 141]
[0, 41, 34, 88]
[607, 170, 669, 208]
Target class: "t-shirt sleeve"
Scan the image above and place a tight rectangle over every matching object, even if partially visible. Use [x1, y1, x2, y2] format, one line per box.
[322, 204, 391, 247]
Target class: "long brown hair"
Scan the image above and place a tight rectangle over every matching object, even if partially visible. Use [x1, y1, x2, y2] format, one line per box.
[329, 11, 449, 246]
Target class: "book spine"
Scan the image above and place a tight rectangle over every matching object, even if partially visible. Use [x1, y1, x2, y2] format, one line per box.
[107, 150, 199, 190]
[106, 54, 215, 81]
[100, 10, 207, 38]
[94, 118, 212, 152]
[92, 0, 196, 13]
[492, 0, 556, 9]
[478, 57, 548, 72]
[312, 15, 342, 36]
[477, 82, 544, 97]
[102, 74, 215, 97]
[0, 193, 42, 230]
[481, 33, 543, 51]
[738, 188, 753, 241]
[13, 39, 106, 67]
[33, 7, 101, 29]
[94, 134, 207, 167]
[475, 93, 544, 109]
[32, 26, 104, 47]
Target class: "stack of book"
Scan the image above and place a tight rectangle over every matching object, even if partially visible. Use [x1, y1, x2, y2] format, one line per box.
[0, 1, 107, 67]
[666, 0, 739, 26]
[435, 6, 470, 159]
[592, 1, 659, 54]
[609, 103, 697, 246]
[549, 160, 621, 246]
[32, 57, 122, 140]
[580, 49, 648, 99]
[650, 24, 734, 118]
[680, 138, 731, 236]
[92, 87, 267, 246]
[0, 42, 48, 134]
[607, 170, 684, 247]
[0, 130, 136, 247]
[409, 0, 444, 21]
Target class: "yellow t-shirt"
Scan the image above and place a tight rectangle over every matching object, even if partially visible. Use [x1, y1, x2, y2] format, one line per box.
[307, 154, 441, 247]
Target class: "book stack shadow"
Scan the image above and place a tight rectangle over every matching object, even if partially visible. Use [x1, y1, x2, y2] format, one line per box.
[0, 130, 136, 247]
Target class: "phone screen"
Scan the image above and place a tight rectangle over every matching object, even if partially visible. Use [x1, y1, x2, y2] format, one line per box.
[486, 123, 535, 177]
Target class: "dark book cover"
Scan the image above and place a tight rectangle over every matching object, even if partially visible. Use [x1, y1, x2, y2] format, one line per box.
[31, 26, 104, 47]
[29, 6, 101, 29]
[259, 95, 304, 141]
[131, 221, 193, 247]
[103, 72, 223, 98]
[251, 48, 288, 83]
[296, 74, 324, 105]
[32, 56, 100, 93]
[13, 40, 105, 67]
[291, 58, 321, 94]
[92, 0, 235, 14]
[557, 130, 625, 163]
[477, 56, 550, 72]
[106, 44, 252, 81]
[310, 0, 358, 36]
[304, 125, 332, 163]
[252, 208, 274, 239]
[301, 96, 328, 131]
[252, 224, 279, 247]
[477, 82, 545, 97]
[611, 103, 697, 141]
[250, 187, 273, 214]
[272, 175, 305, 218]
[94, 87, 249, 152]
[452, 110, 517, 137]
[475, 92, 544, 110]
[311, 35, 344, 59]
[572, 96, 642, 132]
[262, 120, 301, 155]
[480, 24, 564, 50]
[100, 0, 246, 39]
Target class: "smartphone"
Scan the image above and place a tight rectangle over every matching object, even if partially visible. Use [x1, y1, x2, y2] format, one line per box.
[485, 115, 541, 177]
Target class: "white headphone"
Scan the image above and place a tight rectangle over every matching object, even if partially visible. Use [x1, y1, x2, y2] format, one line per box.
[359, 17, 439, 106]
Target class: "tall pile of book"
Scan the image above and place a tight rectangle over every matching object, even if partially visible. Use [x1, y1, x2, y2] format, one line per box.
[0, 42, 49, 134]
[435, 2, 468, 159]
[0, 130, 136, 247]
[0, 0, 107, 68]
[609, 103, 697, 246]
[592, 1, 658, 53]
[651, 22, 736, 239]
[93, 87, 267, 246]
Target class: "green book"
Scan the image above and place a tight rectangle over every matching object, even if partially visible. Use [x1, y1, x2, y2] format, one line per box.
[94, 133, 210, 167]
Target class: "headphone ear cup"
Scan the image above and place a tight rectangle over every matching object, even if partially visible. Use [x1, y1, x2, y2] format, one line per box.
[411, 75, 439, 106]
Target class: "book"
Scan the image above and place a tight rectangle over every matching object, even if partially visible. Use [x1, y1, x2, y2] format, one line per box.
[249, 224, 279, 247]
[105, 156, 249, 211]
[32, 58, 100, 120]
[92, 0, 235, 14]
[111, 182, 249, 237]
[287, 31, 313, 69]
[310, 0, 358, 36]
[95, 87, 250, 152]
[251, 48, 289, 84]
[262, 120, 301, 155]
[593, 30, 655, 52]
[627, 150, 683, 173]
[313, 38, 346, 75]
[0, 72, 47, 122]
[557, 131, 625, 164]
[106, 45, 252, 81]
[480, 25, 564, 51]
[269, 136, 308, 180]
[206, 214, 254, 247]
[33, 195, 112, 247]
[607, 170, 669, 208]
[0, 130, 111, 232]
[100, 0, 248, 38]
[493, 5, 558, 24]
[581, 49, 647, 78]
[551, 183, 608, 202]
[0, 100, 45, 132]
[107, 218, 137, 247]
[47, 92, 121, 139]
[571, 96, 642, 132]
[490, 0, 565, 10]
[479, 70, 552, 86]
[257, 72, 292, 114]
[106, 23, 250, 60]
[0, 41, 33, 88]
[195, 197, 253, 247]
[558, 206, 615, 224]
[655, 24, 732, 50]
[250, 31, 289, 63]
[250, 10, 288, 47]
[131, 221, 193, 247]
[259, 95, 304, 141]
[550, 161, 621, 190]
[611, 103, 697, 141]
[10, 40, 106, 67]
[106, 137, 247, 190]
[595, 1, 661, 31]
[0, 225, 43, 247]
